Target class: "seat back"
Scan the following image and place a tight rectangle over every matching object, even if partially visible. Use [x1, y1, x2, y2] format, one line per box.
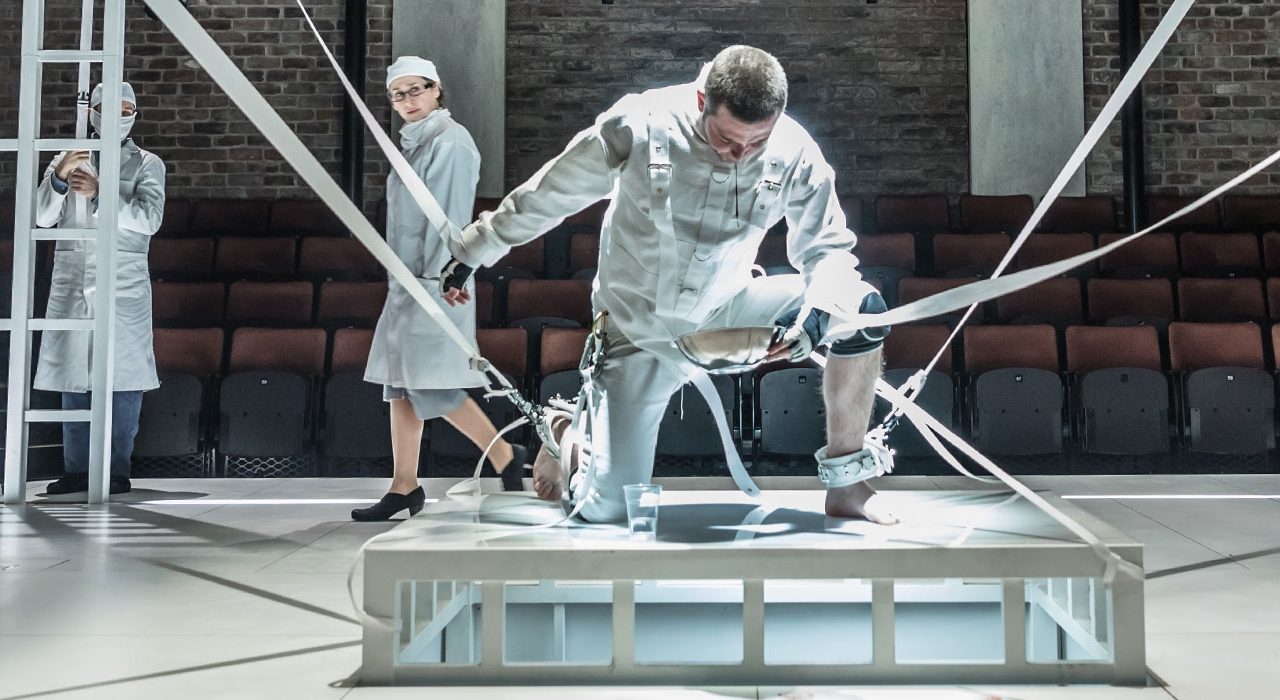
[149, 238, 215, 281]
[268, 199, 346, 237]
[214, 237, 298, 280]
[757, 366, 825, 455]
[225, 281, 314, 327]
[1177, 278, 1266, 323]
[316, 281, 386, 329]
[874, 368, 955, 458]
[152, 282, 226, 328]
[297, 237, 382, 281]
[133, 370, 205, 458]
[323, 373, 392, 460]
[958, 194, 1034, 234]
[875, 194, 949, 233]
[656, 374, 735, 457]
[1039, 196, 1117, 233]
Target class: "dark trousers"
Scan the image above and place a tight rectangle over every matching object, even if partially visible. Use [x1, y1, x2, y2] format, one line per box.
[61, 390, 144, 478]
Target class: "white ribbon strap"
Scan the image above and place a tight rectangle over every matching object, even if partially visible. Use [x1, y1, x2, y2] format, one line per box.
[689, 369, 761, 497]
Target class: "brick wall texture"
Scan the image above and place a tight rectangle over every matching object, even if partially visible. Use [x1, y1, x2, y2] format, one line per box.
[1084, 0, 1280, 195]
[2, 0, 1279, 207]
[0, 0, 393, 213]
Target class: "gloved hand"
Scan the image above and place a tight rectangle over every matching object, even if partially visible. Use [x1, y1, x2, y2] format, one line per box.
[440, 257, 474, 306]
[774, 322, 814, 362]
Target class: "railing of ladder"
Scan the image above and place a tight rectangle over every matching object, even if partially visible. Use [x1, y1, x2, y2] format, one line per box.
[3, 0, 127, 505]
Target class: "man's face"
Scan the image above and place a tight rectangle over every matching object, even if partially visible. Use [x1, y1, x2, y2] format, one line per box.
[388, 74, 440, 123]
[699, 98, 779, 164]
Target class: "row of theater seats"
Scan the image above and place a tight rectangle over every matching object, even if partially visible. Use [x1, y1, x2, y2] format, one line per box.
[879, 322, 1277, 469]
[149, 273, 1280, 336]
[6, 191, 1273, 240]
[151, 277, 593, 335]
[834, 230, 1280, 286]
[867, 193, 1280, 235]
[134, 318, 1279, 479]
[887, 276, 1280, 328]
[135, 324, 731, 477]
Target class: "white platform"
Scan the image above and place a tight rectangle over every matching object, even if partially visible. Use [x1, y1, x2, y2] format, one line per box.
[361, 486, 1145, 686]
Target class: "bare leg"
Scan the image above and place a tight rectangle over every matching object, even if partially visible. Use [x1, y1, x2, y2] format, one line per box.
[823, 348, 897, 524]
[389, 398, 424, 495]
[441, 396, 516, 472]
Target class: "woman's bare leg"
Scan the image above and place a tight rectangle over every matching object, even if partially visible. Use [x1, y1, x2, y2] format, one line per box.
[389, 398, 425, 494]
[442, 396, 516, 471]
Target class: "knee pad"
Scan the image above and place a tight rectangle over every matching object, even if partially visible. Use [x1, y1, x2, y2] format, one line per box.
[827, 287, 890, 357]
[778, 286, 890, 358]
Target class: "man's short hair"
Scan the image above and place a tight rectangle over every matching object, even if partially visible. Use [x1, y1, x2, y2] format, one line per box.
[702, 45, 788, 123]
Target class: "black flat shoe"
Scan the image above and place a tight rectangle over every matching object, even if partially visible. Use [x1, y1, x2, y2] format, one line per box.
[109, 477, 132, 495]
[351, 486, 426, 522]
[43, 473, 89, 495]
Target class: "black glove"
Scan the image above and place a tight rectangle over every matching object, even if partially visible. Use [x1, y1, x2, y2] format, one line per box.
[440, 257, 474, 297]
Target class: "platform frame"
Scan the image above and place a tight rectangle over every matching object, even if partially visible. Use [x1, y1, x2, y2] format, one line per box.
[360, 487, 1145, 686]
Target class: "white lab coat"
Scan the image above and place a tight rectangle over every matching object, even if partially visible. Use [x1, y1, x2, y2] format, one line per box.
[450, 81, 862, 359]
[33, 140, 164, 393]
[365, 109, 485, 389]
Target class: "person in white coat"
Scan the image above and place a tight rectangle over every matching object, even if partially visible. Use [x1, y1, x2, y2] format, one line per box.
[353, 56, 530, 522]
[443, 46, 894, 525]
[38, 82, 163, 496]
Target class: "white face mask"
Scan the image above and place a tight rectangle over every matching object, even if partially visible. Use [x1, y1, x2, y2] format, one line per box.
[90, 108, 136, 140]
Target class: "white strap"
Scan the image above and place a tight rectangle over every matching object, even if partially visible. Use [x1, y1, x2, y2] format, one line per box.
[689, 369, 761, 497]
[873, 375, 1142, 585]
[906, 0, 1197, 383]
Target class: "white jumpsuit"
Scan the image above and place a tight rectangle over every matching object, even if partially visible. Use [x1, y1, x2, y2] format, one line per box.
[34, 141, 164, 394]
[451, 81, 864, 521]
[365, 108, 486, 413]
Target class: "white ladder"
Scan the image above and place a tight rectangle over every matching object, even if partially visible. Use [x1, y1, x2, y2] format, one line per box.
[3, 0, 128, 505]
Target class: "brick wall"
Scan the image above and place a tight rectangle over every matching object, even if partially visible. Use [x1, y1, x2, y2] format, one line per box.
[0, 0, 393, 214]
[3, 0, 1278, 210]
[1084, 0, 1280, 195]
[504, 0, 970, 200]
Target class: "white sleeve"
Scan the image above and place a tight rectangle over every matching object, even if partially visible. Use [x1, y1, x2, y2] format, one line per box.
[109, 152, 165, 236]
[34, 154, 69, 228]
[448, 96, 640, 268]
[782, 142, 867, 315]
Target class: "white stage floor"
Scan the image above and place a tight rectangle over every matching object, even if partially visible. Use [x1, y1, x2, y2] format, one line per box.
[3, 474, 1279, 699]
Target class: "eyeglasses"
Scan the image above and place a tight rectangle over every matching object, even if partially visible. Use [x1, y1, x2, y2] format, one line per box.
[388, 82, 434, 103]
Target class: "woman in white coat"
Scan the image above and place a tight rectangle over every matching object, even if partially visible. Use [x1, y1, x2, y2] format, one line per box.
[38, 82, 163, 496]
[353, 57, 529, 521]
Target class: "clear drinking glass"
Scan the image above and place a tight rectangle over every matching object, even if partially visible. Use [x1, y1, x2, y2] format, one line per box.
[623, 483, 662, 540]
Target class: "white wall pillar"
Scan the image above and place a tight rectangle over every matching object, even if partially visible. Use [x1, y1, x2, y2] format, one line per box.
[392, 0, 505, 198]
[969, 0, 1086, 198]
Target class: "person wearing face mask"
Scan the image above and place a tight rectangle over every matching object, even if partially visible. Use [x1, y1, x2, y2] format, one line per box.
[441, 45, 894, 526]
[36, 81, 164, 496]
[353, 56, 531, 522]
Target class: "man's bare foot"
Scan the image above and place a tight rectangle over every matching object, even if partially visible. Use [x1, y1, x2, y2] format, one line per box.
[825, 481, 897, 525]
[531, 445, 563, 502]
[531, 414, 577, 503]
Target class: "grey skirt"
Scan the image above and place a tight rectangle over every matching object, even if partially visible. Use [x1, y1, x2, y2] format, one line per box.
[383, 385, 467, 421]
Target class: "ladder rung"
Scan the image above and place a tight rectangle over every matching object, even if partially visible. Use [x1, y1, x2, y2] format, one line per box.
[29, 319, 94, 331]
[26, 409, 90, 423]
[32, 228, 98, 241]
[0, 139, 16, 152]
[36, 50, 106, 63]
[0, 319, 11, 332]
[35, 139, 100, 151]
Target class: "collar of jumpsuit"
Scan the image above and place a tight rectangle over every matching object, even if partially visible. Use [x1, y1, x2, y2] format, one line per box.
[399, 107, 451, 150]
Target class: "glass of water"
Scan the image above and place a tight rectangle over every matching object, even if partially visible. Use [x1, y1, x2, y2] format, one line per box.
[623, 483, 662, 540]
